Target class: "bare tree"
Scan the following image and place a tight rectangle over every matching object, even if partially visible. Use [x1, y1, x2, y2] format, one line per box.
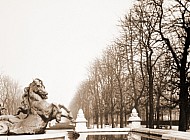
[119, 0, 165, 128]
[0, 74, 22, 115]
[154, 0, 190, 131]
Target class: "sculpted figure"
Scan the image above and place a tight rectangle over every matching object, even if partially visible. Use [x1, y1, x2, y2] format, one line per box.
[0, 78, 73, 135]
[0, 103, 63, 134]
[17, 78, 48, 116]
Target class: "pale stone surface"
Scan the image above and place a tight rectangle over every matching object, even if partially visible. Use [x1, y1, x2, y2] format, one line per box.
[2, 133, 66, 140]
[76, 109, 87, 122]
[128, 108, 141, 129]
[75, 109, 87, 131]
[77, 127, 130, 133]
[162, 131, 190, 140]
[133, 128, 190, 140]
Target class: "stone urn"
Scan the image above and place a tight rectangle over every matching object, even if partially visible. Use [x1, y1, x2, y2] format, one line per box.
[75, 109, 87, 131]
[128, 108, 141, 129]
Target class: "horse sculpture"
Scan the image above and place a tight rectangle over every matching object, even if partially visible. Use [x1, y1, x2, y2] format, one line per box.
[16, 78, 48, 116]
[0, 78, 73, 135]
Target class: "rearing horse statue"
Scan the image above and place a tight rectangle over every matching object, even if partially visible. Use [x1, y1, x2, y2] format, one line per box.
[17, 78, 71, 116]
[0, 78, 73, 135]
[16, 78, 48, 116]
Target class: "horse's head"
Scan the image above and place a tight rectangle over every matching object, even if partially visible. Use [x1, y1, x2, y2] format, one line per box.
[29, 78, 48, 99]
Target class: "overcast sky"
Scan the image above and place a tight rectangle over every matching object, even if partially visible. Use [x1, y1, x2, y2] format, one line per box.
[0, 0, 134, 107]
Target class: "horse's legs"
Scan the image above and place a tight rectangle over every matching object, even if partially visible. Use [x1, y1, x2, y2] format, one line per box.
[58, 104, 70, 113]
[61, 114, 73, 121]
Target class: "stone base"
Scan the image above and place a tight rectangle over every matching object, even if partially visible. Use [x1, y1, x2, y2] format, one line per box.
[75, 122, 87, 131]
[1, 133, 65, 140]
[0, 130, 72, 140]
[128, 121, 141, 129]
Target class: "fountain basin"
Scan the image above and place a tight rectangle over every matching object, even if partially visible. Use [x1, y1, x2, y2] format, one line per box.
[0, 130, 70, 140]
[77, 127, 131, 133]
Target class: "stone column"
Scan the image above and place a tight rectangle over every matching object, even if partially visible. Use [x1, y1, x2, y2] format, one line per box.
[75, 109, 87, 131]
[128, 108, 141, 129]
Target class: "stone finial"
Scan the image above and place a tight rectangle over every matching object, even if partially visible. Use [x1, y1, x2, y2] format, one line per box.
[76, 109, 87, 122]
[75, 109, 87, 131]
[131, 108, 138, 117]
[128, 108, 141, 129]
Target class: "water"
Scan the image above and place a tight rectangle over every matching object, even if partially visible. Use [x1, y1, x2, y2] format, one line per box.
[3, 130, 161, 140]
[76, 132, 162, 140]
[86, 134, 128, 140]
[45, 130, 161, 140]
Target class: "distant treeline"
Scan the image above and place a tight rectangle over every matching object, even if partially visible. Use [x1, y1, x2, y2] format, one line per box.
[69, 0, 190, 131]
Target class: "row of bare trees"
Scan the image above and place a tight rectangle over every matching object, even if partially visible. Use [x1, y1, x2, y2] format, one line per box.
[0, 73, 23, 115]
[69, 0, 190, 131]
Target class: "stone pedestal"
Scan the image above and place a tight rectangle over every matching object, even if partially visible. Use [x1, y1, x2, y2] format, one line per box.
[75, 109, 87, 131]
[128, 108, 141, 129]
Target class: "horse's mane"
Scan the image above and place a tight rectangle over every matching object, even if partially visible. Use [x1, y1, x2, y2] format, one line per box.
[33, 78, 45, 88]
[26, 78, 48, 102]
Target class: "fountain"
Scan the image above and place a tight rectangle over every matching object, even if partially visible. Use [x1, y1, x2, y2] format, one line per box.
[0, 78, 76, 139]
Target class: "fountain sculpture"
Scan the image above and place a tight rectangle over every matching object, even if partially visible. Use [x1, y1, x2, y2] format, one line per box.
[0, 78, 73, 135]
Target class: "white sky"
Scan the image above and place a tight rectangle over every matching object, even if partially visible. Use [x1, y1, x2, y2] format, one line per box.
[0, 0, 134, 107]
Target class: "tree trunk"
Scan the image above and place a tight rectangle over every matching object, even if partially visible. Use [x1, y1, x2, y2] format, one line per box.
[146, 100, 149, 128]
[120, 108, 123, 128]
[124, 109, 127, 127]
[178, 79, 188, 131]
[156, 100, 160, 129]
[105, 110, 109, 125]
[148, 57, 154, 128]
[169, 108, 172, 129]
[100, 111, 103, 128]
[149, 80, 154, 128]
[178, 31, 189, 131]
[94, 108, 99, 128]
[111, 111, 114, 128]
[111, 101, 115, 128]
